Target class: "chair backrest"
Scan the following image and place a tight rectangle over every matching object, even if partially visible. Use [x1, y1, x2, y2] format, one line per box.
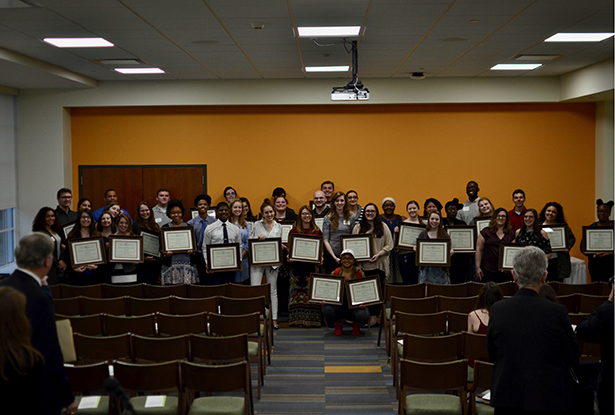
[74, 333, 132, 363]
[49, 284, 62, 298]
[79, 296, 126, 316]
[402, 332, 464, 362]
[113, 359, 180, 393]
[426, 282, 471, 297]
[218, 296, 266, 316]
[104, 314, 156, 336]
[131, 334, 189, 363]
[391, 296, 438, 315]
[496, 281, 518, 296]
[57, 313, 104, 336]
[385, 283, 425, 302]
[62, 284, 103, 299]
[156, 312, 208, 336]
[127, 296, 172, 316]
[438, 295, 478, 314]
[172, 296, 218, 315]
[463, 332, 489, 362]
[446, 311, 470, 334]
[467, 282, 484, 296]
[189, 333, 249, 364]
[181, 360, 249, 395]
[399, 358, 467, 399]
[597, 282, 611, 296]
[186, 283, 229, 298]
[555, 282, 601, 296]
[577, 294, 609, 313]
[557, 293, 578, 314]
[228, 283, 271, 303]
[394, 311, 448, 336]
[143, 284, 186, 298]
[472, 360, 493, 389]
[102, 283, 144, 299]
[54, 297, 81, 316]
[209, 312, 261, 337]
[64, 361, 109, 393]
[568, 313, 589, 326]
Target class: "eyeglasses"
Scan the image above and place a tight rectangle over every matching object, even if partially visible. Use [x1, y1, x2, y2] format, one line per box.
[496, 215, 507, 219]
[301, 212, 312, 216]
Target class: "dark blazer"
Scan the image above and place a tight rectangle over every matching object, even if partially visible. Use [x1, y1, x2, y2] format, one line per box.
[0, 270, 74, 415]
[487, 288, 579, 412]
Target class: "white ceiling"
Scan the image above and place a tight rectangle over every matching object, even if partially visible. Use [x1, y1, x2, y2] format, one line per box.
[0, 0, 612, 90]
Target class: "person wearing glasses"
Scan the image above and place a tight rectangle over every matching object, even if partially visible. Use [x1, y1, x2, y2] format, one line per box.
[475, 208, 516, 283]
[54, 188, 78, 225]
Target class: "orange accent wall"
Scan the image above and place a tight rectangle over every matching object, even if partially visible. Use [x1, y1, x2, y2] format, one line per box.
[71, 103, 596, 262]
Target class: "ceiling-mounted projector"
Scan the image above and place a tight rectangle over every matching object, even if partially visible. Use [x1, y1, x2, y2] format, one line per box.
[331, 41, 369, 101]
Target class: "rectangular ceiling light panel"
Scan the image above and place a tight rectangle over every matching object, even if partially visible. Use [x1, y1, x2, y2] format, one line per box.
[297, 26, 361, 37]
[43, 38, 114, 48]
[114, 68, 165, 74]
[544, 33, 614, 42]
[491, 63, 542, 70]
[305, 66, 350, 72]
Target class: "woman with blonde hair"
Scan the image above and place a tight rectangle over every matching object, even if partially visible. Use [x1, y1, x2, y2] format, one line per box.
[230, 199, 251, 284]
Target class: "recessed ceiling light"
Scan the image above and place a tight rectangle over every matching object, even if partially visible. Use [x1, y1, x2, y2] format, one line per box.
[297, 26, 361, 37]
[43, 37, 114, 48]
[305, 66, 350, 72]
[491, 63, 542, 70]
[114, 68, 165, 74]
[544, 33, 614, 42]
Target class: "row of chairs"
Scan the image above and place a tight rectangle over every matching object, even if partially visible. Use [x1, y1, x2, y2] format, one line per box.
[556, 293, 610, 314]
[67, 358, 254, 415]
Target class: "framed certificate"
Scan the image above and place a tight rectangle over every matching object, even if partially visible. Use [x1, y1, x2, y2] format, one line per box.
[396, 222, 424, 250]
[68, 237, 106, 268]
[160, 226, 196, 253]
[288, 234, 323, 263]
[474, 216, 491, 234]
[541, 224, 568, 251]
[340, 234, 373, 261]
[498, 243, 529, 271]
[109, 235, 144, 263]
[190, 208, 199, 219]
[139, 229, 161, 258]
[314, 215, 325, 231]
[415, 238, 451, 267]
[447, 226, 476, 252]
[207, 209, 216, 219]
[346, 276, 382, 308]
[582, 226, 614, 254]
[308, 274, 345, 305]
[60, 220, 76, 240]
[248, 238, 283, 267]
[206, 243, 241, 273]
[279, 221, 295, 244]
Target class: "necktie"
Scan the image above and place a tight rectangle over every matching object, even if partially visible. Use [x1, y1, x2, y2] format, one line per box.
[222, 222, 229, 243]
[199, 218, 206, 251]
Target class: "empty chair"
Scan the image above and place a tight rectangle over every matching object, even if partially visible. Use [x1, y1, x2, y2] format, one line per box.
[380, 283, 426, 353]
[102, 283, 144, 299]
[64, 362, 110, 415]
[79, 296, 126, 316]
[54, 297, 81, 316]
[157, 312, 208, 336]
[56, 313, 104, 336]
[467, 282, 484, 296]
[73, 333, 132, 364]
[144, 283, 186, 298]
[577, 294, 609, 313]
[228, 283, 274, 348]
[447, 311, 470, 334]
[398, 358, 467, 415]
[469, 360, 494, 415]
[439, 295, 478, 314]
[127, 296, 172, 316]
[555, 282, 601, 296]
[113, 360, 181, 415]
[391, 296, 439, 315]
[49, 284, 62, 298]
[104, 314, 156, 336]
[496, 281, 518, 296]
[172, 296, 218, 315]
[186, 283, 229, 298]
[62, 284, 103, 299]
[181, 360, 253, 415]
[557, 294, 578, 314]
[464, 331, 489, 386]
[426, 282, 471, 298]
[132, 334, 189, 363]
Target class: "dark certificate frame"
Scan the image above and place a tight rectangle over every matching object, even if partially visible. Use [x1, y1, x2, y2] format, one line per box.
[474, 216, 491, 234]
[109, 235, 144, 263]
[395, 222, 424, 250]
[206, 242, 242, 273]
[498, 243, 529, 271]
[308, 273, 345, 305]
[447, 225, 476, 252]
[582, 226, 614, 254]
[540, 224, 568, 251]
[288, 233, 323, 264]
[68, 236, 107, 268]
[248, 237, 283, 267]
[160, 226, 196, 254]
[139, 229, 161, 258]
[340, 233, 373, 261]
[346, 276, 382, 309]
[60, 220, 76, 240]
[415, 238, 451, 267]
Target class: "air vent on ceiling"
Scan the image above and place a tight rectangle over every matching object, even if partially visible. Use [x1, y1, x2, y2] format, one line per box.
[97, 59, 146, 66]
[515, 55, 560, 61]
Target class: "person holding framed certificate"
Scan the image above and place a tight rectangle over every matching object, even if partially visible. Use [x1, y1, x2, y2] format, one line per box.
[539, 202, 576, 282]
[187, 194, 216, 283]
[422, 198, 443, 224]
[249, 200, 283, 329]
[472, 197, 494, 224]
[581, 199, 614, 282]
[160, 199, 199, 285]
[322, 191, 355, 274]
[203, 202, 242, 285]
[65, 209, 103, 286]
[475, 208, 516, 283]
[31, 207, 66, 285]
[107, 213, 138, 284]
[133, 201, 162, 285]
[380, 197, 405, 285]
[288, 205, 323, 328]
[322, 249, 369, 336]
[230, 199, 251, 284]
[444, 198, 472, 284]
[514, 209, 552, 259]
[346, 190, 363, 223]
[397, 200, 422, 285]
[416, 211, 453, 285]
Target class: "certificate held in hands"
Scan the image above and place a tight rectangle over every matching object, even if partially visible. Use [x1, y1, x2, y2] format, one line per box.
[308, 274, 345, 305]
[206, 243, 241, 273]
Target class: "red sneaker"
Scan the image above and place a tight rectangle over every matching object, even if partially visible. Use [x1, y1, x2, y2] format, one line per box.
[334, 322, 343, 336]
[352, 322, 360, 336]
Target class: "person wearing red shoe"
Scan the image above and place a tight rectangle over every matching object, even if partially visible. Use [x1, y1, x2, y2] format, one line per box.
[322, 249, 369, 336]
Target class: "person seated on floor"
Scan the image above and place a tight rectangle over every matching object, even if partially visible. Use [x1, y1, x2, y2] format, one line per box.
[322, 249, 369, 336]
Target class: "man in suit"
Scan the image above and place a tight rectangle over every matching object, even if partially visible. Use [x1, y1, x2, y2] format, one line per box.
[487, 246, 579, 415]
[0, 233, 77, 415]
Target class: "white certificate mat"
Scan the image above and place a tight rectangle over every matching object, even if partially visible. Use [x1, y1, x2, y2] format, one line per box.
[396, 223, 424, 250]
[68, 237, 106, 267]
[289, 234, 323, 263]
[309, 274, 345, 305]
[541, 224, 567, 251]
[498, 243, 529, 270]
[78, 396, 102, 409]
[207, 243, 241, 272]
[161, 226, 196, 253]
[248, 238, 283, 267]
[340, 234, 373, 261]
[447, 226, 476, 252]
[140, 229, 161, 258]
[279, 221, 294, 244]
[144, 396, 167, 408]
[416, 238, 451, 267]
[346, 276, 382, 308]
[474, 217, 491, 234]
[314, 216, 325, 231]
[583, 226, 614, 253]
[109, 235, 144, 263]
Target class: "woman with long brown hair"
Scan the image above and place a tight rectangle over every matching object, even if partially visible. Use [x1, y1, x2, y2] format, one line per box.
[132, 201, 162, 285]
[514, 208, 552, 258]
[66, 209, 102, 285]
[416, 211, 452, 284]
[322, 191, 354, 273]
[32, 207, 65, 285]
[475, 207, 516, 283]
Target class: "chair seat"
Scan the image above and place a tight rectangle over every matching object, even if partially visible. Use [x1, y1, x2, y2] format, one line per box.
[468, 365, 474, 384]
[127, 395, 179, 415]
[475, 401, 495, 415]
[406, 393, 463, 415]
[189, 396, 245, 415]
[62, 396, 109, 415]
[247, 341, 258, 357]
[247, 323, 265, 337]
